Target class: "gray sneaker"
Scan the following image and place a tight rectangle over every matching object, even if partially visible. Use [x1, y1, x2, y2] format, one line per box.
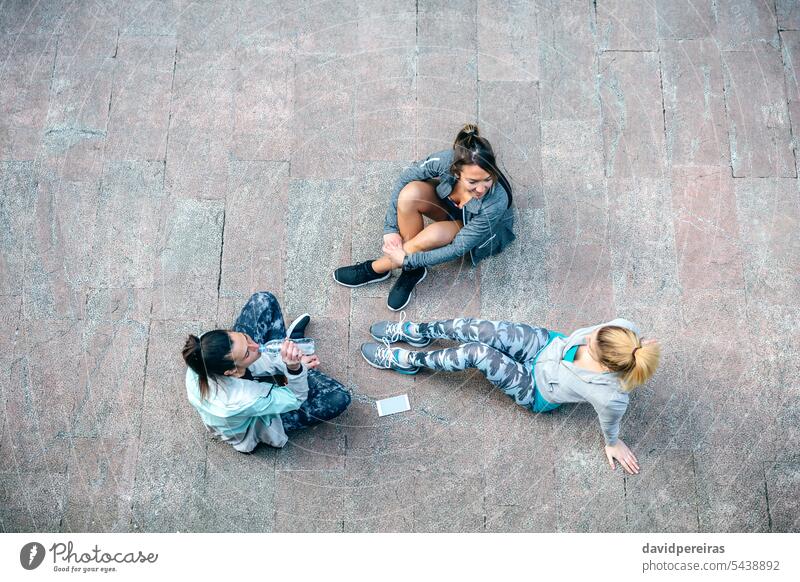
[360, 341, 420, 375]
[370, 311, 431, 348]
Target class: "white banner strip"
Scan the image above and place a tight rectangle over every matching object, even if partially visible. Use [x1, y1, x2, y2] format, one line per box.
[1, 533, 798, 581]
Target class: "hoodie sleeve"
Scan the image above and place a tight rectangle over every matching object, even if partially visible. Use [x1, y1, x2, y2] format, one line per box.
[593, 395, 629, 446]
[384, 152, 450, 234]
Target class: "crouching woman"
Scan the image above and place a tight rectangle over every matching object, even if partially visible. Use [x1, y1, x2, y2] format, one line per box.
[181, 291, 351, 453]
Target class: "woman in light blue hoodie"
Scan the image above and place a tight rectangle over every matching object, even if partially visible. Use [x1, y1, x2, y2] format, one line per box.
[182, 292, 351, 453]
[362, 315, 660, 474]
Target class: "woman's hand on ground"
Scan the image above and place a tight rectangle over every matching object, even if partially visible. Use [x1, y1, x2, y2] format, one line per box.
[280, 339, 303, 371]
[604, 439, 640, 475]
[300, 354, 320, 369]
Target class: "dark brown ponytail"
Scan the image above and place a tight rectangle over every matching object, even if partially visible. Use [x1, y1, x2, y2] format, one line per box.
[181, 331, 234, 400]
[451, 124, 513, 207]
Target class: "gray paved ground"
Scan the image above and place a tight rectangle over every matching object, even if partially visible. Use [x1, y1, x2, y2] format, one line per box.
[0, 0, 799, 533]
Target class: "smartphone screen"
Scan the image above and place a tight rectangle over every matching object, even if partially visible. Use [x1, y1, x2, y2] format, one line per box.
[376, 394, 411, 417]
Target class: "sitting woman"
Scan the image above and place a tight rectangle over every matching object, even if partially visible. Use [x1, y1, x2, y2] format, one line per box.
[334, 124, 515, 311]
[361, 316, 660, 474]
[182, 291, 351, 453]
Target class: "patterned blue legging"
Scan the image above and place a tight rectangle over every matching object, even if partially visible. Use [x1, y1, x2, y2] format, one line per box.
[408, 318, 551, 409]
[233, 292, 351, 430]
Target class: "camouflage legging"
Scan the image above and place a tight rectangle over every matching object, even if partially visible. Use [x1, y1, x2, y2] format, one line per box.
[408, 318, 551, 408]
[233, 292, 351, 430]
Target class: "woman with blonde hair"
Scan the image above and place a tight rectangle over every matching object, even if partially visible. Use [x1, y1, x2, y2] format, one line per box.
[361, 316, 660, 473]
[334, 124, 515, 311]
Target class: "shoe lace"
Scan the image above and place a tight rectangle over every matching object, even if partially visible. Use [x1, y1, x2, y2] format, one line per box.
[375, 337, 401, 368]
[383, 311, 408, 343]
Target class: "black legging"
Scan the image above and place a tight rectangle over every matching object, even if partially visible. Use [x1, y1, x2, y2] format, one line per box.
[233, 291, 351, 430]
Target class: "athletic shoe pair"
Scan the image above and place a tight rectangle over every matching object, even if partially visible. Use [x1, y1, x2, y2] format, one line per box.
[333, 260, 427, 311]
[359, 312, 431, 375]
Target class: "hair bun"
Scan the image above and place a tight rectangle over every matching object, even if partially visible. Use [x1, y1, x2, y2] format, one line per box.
[454, 124, 480, 148]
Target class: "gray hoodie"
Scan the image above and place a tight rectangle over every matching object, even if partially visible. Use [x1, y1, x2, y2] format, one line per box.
[533, 318, 641, 445]
[383, 149, 516, 269]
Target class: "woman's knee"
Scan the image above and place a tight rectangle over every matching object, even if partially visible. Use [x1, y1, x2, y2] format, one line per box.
[319, 388, 351, 420]
[461, 341, 489, 363]
[397, 181, 432, 212]
[248, 291, 278, 305]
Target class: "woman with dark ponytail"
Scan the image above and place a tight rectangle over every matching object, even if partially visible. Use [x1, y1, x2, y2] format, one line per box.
[334, 124, 515, 311]
[182, 291, 351, 453]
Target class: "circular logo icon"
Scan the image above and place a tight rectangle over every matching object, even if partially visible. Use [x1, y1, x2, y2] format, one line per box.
[20, 542, 46, 570]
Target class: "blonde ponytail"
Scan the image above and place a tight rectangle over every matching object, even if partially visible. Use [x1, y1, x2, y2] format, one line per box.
[595, 326, 660, 392]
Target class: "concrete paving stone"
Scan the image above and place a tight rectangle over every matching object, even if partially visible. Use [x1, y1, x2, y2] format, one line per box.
[599, 51, 667, 178]
[780, 31, 800, 175]
[165, 126, 231, 200]
[234, 0, 298, 51]
[597, 0, 658, 51]
[554, 443, 627, 532]
[0, 34, 56, 159]
[70, 319, 149, 439]
[285, 178, 352, 318]
[90, 161, 166, 289]
[218, 161, 289, 324]
[278, 420, 346, 472]
[350, 160, 407, 286]
[778, 0, 800, 30]
[46, 55, 114, 135]
[624, 449, 699, 532]
[765, 461, 800, 531]
[120, 0, 178, 37]
[291, 53, 356, 178]
[483, 402, 558, 530]
[477, 0, 538, 82]
[294, 0, 358, 56]
[694, 451, 770, 531]
[416, 0, 478, 155]
[176, 0, 238, 70]
[480, 207, 548, 322]
[202, 441, 277, 532]
[412, 472, 484, 532]
[347, 296, 416, 399]
[543, 177, 610, 247]
[660, 40, 730, 167]
[356, 0, 416, 51]
[0, 0, 65, 35]
[231, 45, 293, 161]
[354, 51, 416, 161]
[734, 178, 800, 306]
[607, 177, 680, 309]
[655, 0, 716, 39]
[0, 469, 67, 532]
[132, 319, 213, 532]
[171, 66, 235, 132]
[22, 171, 103, 320]
[538, 0, 601, 121]
[309, 316, 350, 385]
[105, 35, 176, 161]
[343, 456, 415, 532]
[62, 437, 139, 532]
[84, 288, 152, 323]
[151, 198, 224, 320]
[415, 259, 481, 321]
[671, 166, 744, 290]
[479, 80, 542, 193]
[53, 0, 121, 60]
[339, 397, 386, 452]
[715, 0, 779, 49]
[411, 366, 492, 428]
[273, 470, 345, 532]
[722, 46, 795, 177]
[41, 129, 106, 183]
[0, 161, 36, 296]
[541, 120, 605, 186]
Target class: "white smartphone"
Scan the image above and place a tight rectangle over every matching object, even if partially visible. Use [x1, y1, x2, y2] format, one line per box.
[376, 394, 411, 417]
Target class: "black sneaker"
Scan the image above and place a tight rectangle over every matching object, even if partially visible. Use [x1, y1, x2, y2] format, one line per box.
[286, 313, 310, 340]
[333, 260, 391, 288]
[387, 267, 427, 311]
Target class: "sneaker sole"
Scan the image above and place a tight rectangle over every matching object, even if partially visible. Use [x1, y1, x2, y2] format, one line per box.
[360, 347, 420, 375]
[332, 270, 391, 288]
[369, 331, 432, 349]
[387, 268, 427, 312]
[286, 313, 310, 339]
